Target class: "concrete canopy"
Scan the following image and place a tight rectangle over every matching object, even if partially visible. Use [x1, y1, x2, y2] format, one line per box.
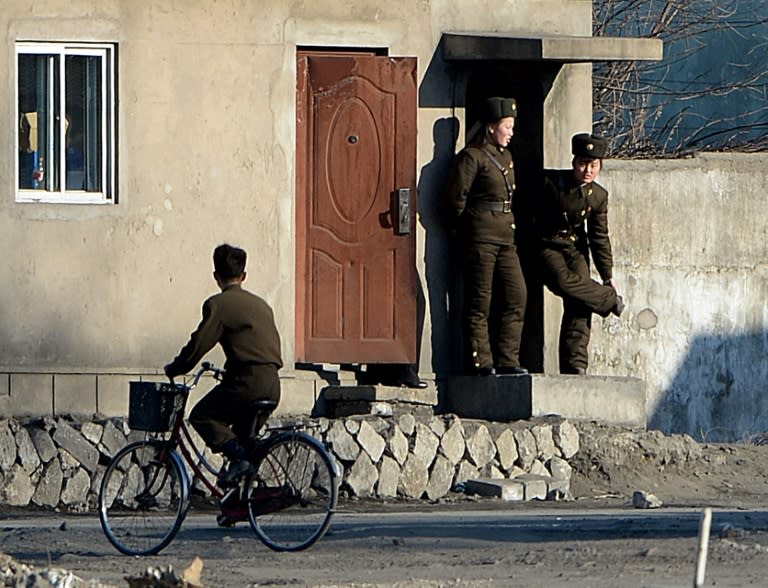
[442, 32, 663, 63]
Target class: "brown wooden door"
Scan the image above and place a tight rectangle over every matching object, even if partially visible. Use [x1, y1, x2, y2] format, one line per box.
[296, 54, 418, 364]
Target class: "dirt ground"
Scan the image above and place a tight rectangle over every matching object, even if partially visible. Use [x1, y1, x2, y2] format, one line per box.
[3, 422, 768, 587]
[569, 421, 768, 509]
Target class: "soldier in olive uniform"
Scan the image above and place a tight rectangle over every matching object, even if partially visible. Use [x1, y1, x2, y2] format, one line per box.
[535, 133, 625, 375]
[445, 97, 528, 376]
[165, 243, 283, 484]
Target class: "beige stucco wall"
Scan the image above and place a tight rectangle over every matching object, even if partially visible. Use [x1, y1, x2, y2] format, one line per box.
[3, 2, 759, 443]
[0, 0, 594, 414]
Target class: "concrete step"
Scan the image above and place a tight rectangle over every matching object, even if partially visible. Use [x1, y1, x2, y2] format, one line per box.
[321, 383, 438, 418]
[442, 374, 646, 428]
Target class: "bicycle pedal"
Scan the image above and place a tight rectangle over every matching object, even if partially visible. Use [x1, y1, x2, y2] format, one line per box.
[218, 459, 256, 488]
[216, 514, 237, 528]
[216, 477, 238, 489]
[190, 485, 208, 498]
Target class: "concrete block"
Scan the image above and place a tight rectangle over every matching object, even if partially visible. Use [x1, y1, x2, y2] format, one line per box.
[515, 474, 550, 500]
[0, 375, 9, 418]
[10, 374, 53, 417]
[96, 374, 134, 417]
[277, 377, 318, 415]
[464, 478, 524, 501]
[443, 374, 646, 427]
[53, 374, 97, 417]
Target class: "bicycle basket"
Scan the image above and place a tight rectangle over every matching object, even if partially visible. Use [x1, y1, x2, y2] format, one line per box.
[128, 382, 185, 432]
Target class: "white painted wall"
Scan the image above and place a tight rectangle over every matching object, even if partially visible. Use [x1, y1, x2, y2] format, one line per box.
[591, 153, 768, 441]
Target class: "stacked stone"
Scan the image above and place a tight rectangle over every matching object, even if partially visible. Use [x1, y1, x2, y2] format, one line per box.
[313, 413, 581, 501]
[0, 416, 135, 510]
[0, 413, 581, 510]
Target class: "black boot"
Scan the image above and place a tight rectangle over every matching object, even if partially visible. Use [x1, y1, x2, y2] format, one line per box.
[612, 295, 625, 317]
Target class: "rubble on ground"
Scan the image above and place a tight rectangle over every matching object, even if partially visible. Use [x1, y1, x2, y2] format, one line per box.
[0, 551, 117, 587]
[0, 551, 206, 588]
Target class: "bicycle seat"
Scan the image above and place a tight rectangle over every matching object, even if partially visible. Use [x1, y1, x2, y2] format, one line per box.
[247, 400, 278, 440]
[249, 400, 277, 414]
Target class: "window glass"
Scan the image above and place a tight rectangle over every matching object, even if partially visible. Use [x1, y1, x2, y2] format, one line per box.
[16, 43, 115, 203]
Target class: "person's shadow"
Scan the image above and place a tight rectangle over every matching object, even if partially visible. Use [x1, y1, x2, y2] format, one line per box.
[418, 117, 463, 382]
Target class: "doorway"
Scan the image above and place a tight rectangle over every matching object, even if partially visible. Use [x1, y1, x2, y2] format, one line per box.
[295, 51, 419, 366]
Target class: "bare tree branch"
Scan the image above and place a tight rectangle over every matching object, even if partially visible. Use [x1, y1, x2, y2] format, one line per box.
[593, 0, 768, 157]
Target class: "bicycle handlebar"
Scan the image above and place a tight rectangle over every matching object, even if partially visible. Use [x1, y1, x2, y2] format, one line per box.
[168, 362, 226, 388]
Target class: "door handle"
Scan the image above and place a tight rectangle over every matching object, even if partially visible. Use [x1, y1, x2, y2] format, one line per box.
[395, 188, 411, 235]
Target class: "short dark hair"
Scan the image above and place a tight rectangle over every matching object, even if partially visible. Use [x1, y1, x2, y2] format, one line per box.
[213, 244, 246, 279]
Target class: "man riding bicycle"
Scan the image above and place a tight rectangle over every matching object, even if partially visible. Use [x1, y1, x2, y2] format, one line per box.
[165, 243, 283, 487]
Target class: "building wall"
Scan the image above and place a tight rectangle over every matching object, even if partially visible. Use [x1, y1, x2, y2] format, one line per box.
[2, 3, 762, 443]
[0, 0, 594, 418]
[591, 153, 768, 441]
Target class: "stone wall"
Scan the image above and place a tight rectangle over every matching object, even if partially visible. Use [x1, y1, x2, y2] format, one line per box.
[0, 412, 581, 510]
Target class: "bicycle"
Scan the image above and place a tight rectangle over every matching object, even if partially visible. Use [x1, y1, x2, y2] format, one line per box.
[98, 362, 339, 556]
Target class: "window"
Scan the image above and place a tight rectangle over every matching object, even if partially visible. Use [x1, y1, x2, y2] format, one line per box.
[16, 42, 116, 203]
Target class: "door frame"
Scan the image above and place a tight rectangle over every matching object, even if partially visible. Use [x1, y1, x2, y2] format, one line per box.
[296, 47, 416, 364]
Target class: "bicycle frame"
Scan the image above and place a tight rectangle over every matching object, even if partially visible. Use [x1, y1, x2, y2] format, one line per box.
[100, 361, 339, 555]
[154, 366, 228, 502]
[150, 364, 303, 505]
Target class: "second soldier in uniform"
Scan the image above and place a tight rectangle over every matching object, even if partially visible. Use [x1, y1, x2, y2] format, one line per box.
[445, 97, 528, 376]
[535, 133, 625, 375]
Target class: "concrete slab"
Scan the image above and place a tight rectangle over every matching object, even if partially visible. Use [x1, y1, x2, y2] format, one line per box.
[276, 377, 318, 416]
[464, 478, 524, 501]
[442, 374, 646, 428]
[320, 384, 438, 419]
[10, 373, 53, 416]
[322, 384, 437, 406]
[465, 475, 559, 502]
[54, 374, 98, 417]
[96, 374, 134, 417]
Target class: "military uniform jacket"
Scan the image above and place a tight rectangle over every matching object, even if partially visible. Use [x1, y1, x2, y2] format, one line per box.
[445, 144, 516, 245]
[166, 284, 283, 378]
[536, 169, 614, 282]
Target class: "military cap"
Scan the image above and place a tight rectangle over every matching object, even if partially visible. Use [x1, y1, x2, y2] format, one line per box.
[481, 97, 517, 122]
[572, 133, 608, 159]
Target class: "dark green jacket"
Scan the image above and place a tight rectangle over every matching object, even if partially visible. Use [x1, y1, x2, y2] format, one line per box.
[445, 143, 517, 245]
[166, 284, 283, 378]
[536, 169, 614, 282]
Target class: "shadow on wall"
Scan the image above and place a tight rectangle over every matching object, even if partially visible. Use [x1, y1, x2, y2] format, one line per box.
[651, 331, 768, 443]
[418, 117, 463, 380]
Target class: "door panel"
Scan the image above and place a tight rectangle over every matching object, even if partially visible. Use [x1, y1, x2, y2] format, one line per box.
[296, 54, 417, 364]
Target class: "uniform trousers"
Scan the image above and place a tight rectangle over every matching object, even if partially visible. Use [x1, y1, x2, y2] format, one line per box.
[463, 241, 527, 370]
[189, 364, 281, 451]
[539, 245, 619, 373]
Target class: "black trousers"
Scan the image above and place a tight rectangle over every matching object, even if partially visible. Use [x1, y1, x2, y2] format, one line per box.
[540, 245, 618, 373]
[463, 241, 527, 370]
[189, 364, 280, 451]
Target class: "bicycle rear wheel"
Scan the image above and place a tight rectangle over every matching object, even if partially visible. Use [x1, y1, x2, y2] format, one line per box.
[99, 440, 188, 555]
[247, 432, 338, 551]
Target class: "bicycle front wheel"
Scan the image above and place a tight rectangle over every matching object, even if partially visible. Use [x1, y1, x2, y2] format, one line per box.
[247, 432, 338, 551]
[98, 440, 189, 556]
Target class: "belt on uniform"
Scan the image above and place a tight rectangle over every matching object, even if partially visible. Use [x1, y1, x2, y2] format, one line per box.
[469, 200, 512, 213]
[551, 230, 577, 242]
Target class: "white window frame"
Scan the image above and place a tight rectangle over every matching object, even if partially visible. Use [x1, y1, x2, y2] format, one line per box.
[15, 41, 117, 204]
